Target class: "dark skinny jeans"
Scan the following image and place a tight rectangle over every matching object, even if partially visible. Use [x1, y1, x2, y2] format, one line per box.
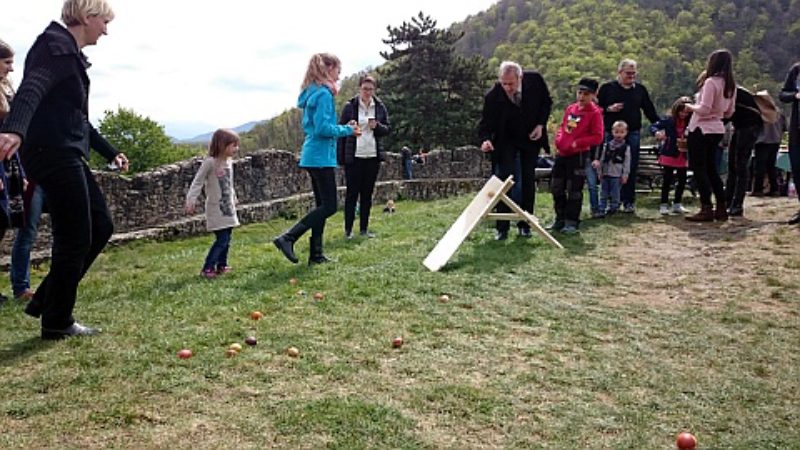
[344, 157, 380, 234]
[725, 125, 759, 208]
[687, 129, 725, 207]
[300, 167, 338, 239]
[660, 166, 687, 204]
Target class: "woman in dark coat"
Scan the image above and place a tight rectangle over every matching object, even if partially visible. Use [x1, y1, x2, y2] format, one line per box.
[337, 74, 391, 239]
[0, 0, 130, 339]
[779, 61, 800, 224]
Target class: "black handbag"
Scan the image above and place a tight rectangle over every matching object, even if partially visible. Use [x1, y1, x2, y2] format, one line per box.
[5, 157, 25, 228]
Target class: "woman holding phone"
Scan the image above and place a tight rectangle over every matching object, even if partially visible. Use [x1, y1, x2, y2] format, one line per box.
[336, 74, 391, 239]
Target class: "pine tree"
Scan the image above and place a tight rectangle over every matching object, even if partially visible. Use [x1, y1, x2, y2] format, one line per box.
[377, 12, 493, 151]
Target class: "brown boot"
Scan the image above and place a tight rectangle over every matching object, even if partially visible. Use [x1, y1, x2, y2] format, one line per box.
[685, 204, 714, 222]
[715, 201, 728, 221]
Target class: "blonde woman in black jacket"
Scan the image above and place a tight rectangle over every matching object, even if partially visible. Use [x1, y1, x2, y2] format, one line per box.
[337, 74, 391, 239]
[0, 0, 130, 340]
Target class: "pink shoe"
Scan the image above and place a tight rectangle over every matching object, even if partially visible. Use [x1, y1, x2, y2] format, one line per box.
[216, 265, 232, 274]
[200, 268, 218, 279]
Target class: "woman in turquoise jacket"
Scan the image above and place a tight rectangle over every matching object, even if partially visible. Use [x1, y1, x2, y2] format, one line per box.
[274, 53, 359, 265]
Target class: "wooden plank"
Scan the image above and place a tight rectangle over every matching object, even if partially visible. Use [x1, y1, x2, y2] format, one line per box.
[498, 193, 564, 249]
[423, 176, 513, 272]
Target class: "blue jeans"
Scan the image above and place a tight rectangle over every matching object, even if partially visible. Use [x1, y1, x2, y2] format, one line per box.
[203, 228, 232, 271]
[403, 158, 413, 180]
[584, 156, 600, 213]
[608, 130, 640, 207]
[599, 176, 622, 213]
[10, 185, 45, 296]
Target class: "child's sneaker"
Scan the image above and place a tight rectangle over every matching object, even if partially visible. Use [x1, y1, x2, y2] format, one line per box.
[672, 203, 689, 214]
[561, 225, 579, 234]
[200, 268, 218, 279]
[659, 203, 670, 215]
[216, 265, 232, 274]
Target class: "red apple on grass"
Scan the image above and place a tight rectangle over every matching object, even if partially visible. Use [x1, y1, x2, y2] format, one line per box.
[676, 432, 697, 450]
[245, 336, 257, 346]
[177, 349, 192, 359]
[392, 336, 404, 348]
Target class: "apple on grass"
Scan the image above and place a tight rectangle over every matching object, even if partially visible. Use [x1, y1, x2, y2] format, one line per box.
[177, 349, 192, 359]
[392, 336, 404, 348]
[676, 432, 697, 450]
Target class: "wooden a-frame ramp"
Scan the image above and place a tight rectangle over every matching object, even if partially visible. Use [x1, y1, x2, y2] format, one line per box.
[423, 175, 563, 272]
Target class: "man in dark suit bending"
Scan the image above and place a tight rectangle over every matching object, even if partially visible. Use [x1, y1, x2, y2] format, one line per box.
[478, 61, 552, 240]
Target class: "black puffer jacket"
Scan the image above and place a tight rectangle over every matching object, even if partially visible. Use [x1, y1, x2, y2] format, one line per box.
[336, 95, 390, 165]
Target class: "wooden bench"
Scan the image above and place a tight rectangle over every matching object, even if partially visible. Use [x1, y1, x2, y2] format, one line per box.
[636, 147, 662, 192]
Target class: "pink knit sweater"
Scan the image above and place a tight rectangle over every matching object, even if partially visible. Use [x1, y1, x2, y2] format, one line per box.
[687, 76, 736, 135]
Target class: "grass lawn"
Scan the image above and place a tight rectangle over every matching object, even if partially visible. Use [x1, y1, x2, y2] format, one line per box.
[1, 193, 799, 449]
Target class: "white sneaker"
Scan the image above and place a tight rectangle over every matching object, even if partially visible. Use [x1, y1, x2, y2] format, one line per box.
[659, 204, 670, 215]
[623, 204, 636, 213]
[672, 203, 689, 214]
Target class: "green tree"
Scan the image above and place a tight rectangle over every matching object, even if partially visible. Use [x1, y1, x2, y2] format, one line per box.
[94, 107, 199, 173]
[377, 12, 493, 150]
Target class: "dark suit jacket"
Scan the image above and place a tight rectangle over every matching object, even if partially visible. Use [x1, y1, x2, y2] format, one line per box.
[478, 71, 552, 164]
[1, 22, 117, 166]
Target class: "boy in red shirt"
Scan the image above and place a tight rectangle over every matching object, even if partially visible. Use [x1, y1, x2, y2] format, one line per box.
[549, 78, 604, 234]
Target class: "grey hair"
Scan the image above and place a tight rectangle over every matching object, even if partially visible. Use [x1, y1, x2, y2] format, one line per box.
[498, 61, 523, 79]
[618, 59, 637, 71]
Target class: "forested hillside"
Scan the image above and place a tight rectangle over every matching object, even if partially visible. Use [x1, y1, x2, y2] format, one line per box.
[453, 0, 800, 112]
[243, 0, 800, 153]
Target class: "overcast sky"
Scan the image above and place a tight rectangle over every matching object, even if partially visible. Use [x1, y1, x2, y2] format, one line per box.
[4, 1, 498, 139]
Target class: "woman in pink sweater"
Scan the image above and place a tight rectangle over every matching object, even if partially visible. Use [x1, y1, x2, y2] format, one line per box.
[685, 49, 737, 222]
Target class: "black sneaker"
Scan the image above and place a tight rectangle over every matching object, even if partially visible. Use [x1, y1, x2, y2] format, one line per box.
[545, 220, 565, 232]
[517, 228, 532, 238]
[494, 230, 508, 241]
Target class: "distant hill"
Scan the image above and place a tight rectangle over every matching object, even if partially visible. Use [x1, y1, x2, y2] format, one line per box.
[176, 120, 264, 144]
[451, 0, 800, 113]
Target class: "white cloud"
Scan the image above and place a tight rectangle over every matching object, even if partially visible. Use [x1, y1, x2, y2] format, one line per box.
[6, 0, 497, 138]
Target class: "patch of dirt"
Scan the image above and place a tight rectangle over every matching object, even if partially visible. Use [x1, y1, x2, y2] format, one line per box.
[585, 195, 800, 316]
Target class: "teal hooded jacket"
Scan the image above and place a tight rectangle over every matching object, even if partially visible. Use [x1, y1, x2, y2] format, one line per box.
[297, 83, 354, 168]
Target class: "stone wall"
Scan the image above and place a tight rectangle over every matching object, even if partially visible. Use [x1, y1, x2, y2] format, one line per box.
[0, 146, 492, 263]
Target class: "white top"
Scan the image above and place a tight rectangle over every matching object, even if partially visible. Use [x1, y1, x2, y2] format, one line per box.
[185, 157, 240, 231]
[355, 98, 377, 158]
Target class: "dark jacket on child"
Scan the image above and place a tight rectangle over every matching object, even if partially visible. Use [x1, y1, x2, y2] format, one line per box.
[650, 117, 685, 158]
